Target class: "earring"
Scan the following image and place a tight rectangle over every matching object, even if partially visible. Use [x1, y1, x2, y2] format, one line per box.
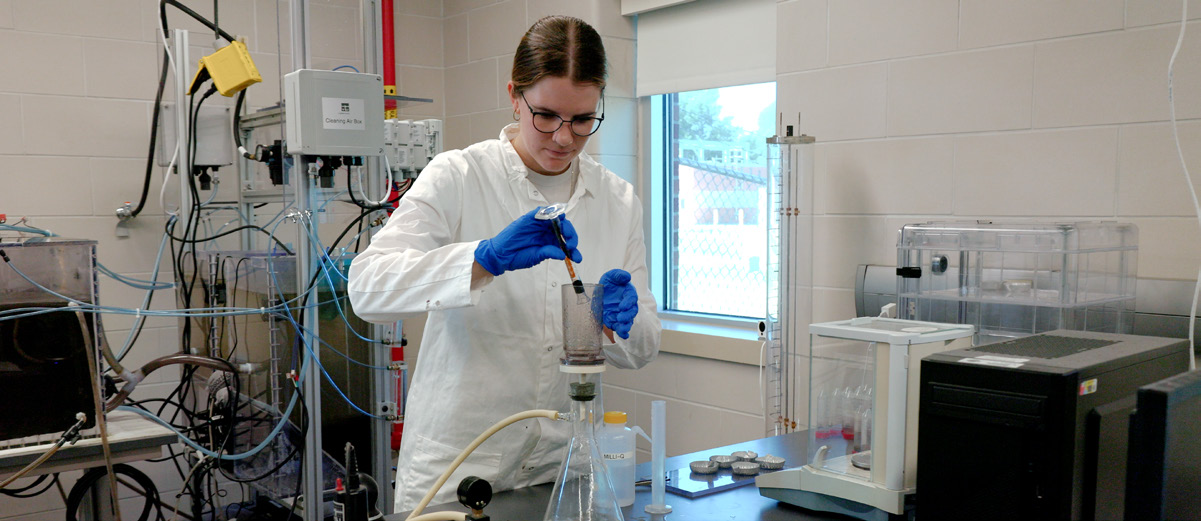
[512, 110, 519, 121]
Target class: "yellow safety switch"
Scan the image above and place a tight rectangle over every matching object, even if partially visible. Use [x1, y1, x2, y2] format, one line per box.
[188, 40, 262, 97]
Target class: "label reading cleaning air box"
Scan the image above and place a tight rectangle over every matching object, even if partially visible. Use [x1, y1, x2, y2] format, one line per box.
[322, 97, 366, 130]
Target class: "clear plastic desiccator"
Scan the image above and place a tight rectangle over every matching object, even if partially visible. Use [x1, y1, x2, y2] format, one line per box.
[896, 221, 1137, 345]
[756, 317, 973, 521]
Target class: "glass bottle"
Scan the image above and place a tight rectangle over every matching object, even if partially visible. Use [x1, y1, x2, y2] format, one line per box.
[543, 380, 624, 521]
[842, 386, 858, 440]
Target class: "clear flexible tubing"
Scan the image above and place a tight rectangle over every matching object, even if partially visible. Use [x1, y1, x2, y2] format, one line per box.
[0, 253, 308, 319]
[0, 300, 280, 321]
[115, 364, 301, 462]
[367, 159, 396, 207]
[301, 218, 385, 346]
[0, 223, 171, 290]
[407, 513, 467, 521]
[297, 325, 386, 418]
[292, 318, 389, 370]
[285, 213, 382, 348]
[116, 224, 175, 363]
[0, 223, 164, 379]
[266, 249, 389, 418]
[406, 409, 562, 520]
[0, 414, 83, 489]
[113, 293, 311, 461]
[1168, 0, 1200, 370]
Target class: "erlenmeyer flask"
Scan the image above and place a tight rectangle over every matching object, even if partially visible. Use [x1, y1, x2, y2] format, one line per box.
[544, 384, 624, 521]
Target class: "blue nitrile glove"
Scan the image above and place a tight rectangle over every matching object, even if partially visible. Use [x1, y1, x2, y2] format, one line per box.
[474, 207, 583, 276]
[599, 269, 638, 340]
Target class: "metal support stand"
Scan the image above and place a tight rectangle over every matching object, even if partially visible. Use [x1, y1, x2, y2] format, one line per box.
[80, 477, 118, 521]
[287, 4, 326, 521]
[158, 0, 413, 517]
[361, 1, 397, 512]
[373, 323, 397, 512]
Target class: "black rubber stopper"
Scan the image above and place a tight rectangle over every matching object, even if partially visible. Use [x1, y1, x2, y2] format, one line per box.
[569, 382, 597, 401]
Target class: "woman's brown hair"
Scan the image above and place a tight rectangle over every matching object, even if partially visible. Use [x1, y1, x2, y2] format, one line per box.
[511, 15, 607, 94]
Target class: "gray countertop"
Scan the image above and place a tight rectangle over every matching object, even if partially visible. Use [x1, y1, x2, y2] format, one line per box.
[391, 431, 849, 521]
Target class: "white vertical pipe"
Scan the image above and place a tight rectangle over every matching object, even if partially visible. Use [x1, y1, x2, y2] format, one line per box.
[884, 343, 908, 490]
[173, 29, 193, 355]
[651, 401, 665, 502]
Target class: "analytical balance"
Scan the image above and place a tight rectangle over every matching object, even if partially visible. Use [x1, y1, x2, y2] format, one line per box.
[756, 317, 974, 521]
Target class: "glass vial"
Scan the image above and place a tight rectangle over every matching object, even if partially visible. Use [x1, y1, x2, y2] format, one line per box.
[562, 283, 605, 367]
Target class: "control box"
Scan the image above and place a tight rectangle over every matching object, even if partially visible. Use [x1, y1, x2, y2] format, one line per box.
[384, 118, 443, 179]
[156, 103, 234, 167]
[283, 69, 384, 156]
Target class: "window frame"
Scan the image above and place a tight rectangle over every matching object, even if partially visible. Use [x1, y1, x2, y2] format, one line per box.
[644, 87, 773, 324]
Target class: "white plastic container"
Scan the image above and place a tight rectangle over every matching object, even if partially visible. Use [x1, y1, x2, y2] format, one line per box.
[597, 411, 635, 507]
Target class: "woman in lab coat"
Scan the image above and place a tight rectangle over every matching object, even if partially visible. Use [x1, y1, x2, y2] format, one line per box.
[347, 15, 661, 512]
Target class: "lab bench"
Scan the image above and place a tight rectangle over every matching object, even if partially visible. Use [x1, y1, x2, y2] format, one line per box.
[391, 431, 848, 521]
[0, 410, 175, 480]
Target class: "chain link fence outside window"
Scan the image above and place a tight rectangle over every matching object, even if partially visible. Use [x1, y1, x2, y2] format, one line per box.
[664, 84, 775, 318]
[670, 159, 767, 317]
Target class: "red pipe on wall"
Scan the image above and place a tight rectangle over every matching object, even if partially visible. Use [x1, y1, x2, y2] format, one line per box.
[382, 0, 403, 450]
[382, 0, 397, 119]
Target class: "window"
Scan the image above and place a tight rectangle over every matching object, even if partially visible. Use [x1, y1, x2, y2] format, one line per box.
[652, 82, 776, 318]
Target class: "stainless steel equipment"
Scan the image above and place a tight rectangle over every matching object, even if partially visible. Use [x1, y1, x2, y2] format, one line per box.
[0, 237, 99, 444]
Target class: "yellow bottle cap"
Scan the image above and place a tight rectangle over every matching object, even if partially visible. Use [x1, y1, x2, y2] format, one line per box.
[604, 411, 627, 424]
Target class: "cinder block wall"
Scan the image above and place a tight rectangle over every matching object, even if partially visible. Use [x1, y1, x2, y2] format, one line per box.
[774, 0, 1201, 448]
[0, 0, 437, 518]
[780, 0, 1201, 318]
[437, 0, 638, 184]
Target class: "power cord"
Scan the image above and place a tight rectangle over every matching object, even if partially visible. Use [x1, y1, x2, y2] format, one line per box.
[65, 464, 164, 521]
[1168, 0, 1200, 371]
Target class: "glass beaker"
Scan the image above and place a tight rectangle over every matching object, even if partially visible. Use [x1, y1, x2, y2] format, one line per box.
[562, 283, 605, 366]
[543, 383, 624, 521]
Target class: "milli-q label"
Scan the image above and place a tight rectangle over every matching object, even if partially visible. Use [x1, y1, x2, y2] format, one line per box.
[604, 451, 634, 461]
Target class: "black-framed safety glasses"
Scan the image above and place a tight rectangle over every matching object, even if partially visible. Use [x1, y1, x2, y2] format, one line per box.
[519, 91, 605, 137]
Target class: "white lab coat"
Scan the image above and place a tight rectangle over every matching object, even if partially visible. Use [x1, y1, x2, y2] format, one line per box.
[347, 124, 661, 512]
